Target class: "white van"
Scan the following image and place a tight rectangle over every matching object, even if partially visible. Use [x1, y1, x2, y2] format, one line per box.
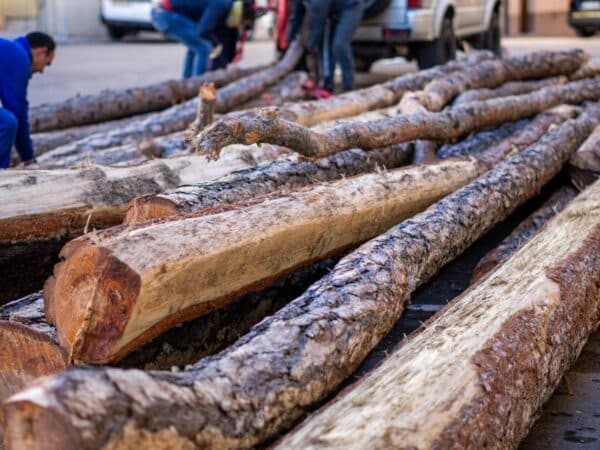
[100, 0, 153, 39]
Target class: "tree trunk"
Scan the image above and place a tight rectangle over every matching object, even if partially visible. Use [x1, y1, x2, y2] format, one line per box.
[125, 144, 412, 223]
[437, 119, 529, 159]
[470, 186, 578, 284]
[29, 64, 263, 133]
[0, 150, 267, 304]
[0, 256, 337, 404]
[569, 124, 600, 189]
[32, 43, 303, 163]
[3, 107, 596, 450]
[45, 157, 485, 365]
[452, 76, 566, 105]
[194, 76, 600, 160]
[277, 180, 600, 450]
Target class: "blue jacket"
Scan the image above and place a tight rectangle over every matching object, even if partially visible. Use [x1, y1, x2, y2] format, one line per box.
[169, 0, 233, 36]
[0, 36, 33, 161]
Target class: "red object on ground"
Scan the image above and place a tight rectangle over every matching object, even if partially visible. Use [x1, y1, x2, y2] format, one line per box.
[302, 80, 333, 100]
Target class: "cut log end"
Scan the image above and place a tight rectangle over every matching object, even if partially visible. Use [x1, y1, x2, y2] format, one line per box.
[47, 241, 141, 364]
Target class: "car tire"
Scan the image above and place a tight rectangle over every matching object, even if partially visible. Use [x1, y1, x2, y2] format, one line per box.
[414, 16, 456, 69]
[575, 27, 595, 38]
[484, 8, 501, 55]
[107, 25, 129, 40]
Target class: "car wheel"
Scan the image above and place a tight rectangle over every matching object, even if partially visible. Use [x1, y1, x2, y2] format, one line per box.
[107, 26, 129, 40]
[414, 16, 456, 69]
[575, 27, 595, 37]
[484, 8, 501, 55]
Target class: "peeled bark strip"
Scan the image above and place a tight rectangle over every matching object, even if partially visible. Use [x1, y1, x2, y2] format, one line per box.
[278, 181, 600, 450]
[437, 119, 529, 159]
[36, 43, 302, 161]
[452, 76, 566, 105]
[29, 64, 261, 132]
[0, 257, 336, 404]
[0, 150, 266, 303]
[3, 110, 596, 450]
[125, 144, 412, 223]
[470, 186, 578, 284]
[46, 158, 483, 364]
[194, 76, 600, 160]
[569, 124, 600, 189]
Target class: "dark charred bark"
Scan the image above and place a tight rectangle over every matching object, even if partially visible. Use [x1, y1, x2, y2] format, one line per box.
[194, 76, 600, 160]
[470, 186, 578, 284]
[125, 144, 413, 223]
[4, 105, 597, 450]
[29, 65, 262, 133]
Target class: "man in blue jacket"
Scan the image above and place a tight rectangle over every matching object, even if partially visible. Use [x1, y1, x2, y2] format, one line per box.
[151, 0, 234, 78]
[0, 32, 55, 168]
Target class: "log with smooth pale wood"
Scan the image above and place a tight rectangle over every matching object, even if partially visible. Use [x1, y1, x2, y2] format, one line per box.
[4, 106, 597, 450]
[45, 157, 484, 364]
[193, 76, 600, 160]
[0, 256, 337, 404]
[569, 124, 600, 189]
[125, 144, 413, 223]
[0, 150, 267, 304]
[31, 42, 303, 161]
[470, 186, 578, 284]
[29, 64, 262, 133]
[277, 180, 600, 450]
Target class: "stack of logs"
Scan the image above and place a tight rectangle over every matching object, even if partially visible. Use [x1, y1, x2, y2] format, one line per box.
[1, 45, 600, 450]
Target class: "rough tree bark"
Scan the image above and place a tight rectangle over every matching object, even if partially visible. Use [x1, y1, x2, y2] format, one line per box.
[452, 76, 566, 105]
[277, 180, 600, 450]
[193, 76, 600, 160]
[569, 124, 600, 189]
[125, 144, 412, 223]
[45, 158, 482, 364]
[29, 64, 262, 133]
[470, 186, 578, 284]
[0, 150, 268, 304]
[2, 107, 596, 450]
[0, 256, 337, 404]
[32, 42, 303, 162]
[437, 119, 529, 159]
[183, 83, 217, 146]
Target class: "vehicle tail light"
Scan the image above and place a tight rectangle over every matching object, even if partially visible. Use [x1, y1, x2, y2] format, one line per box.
[408, 0, 422, 8]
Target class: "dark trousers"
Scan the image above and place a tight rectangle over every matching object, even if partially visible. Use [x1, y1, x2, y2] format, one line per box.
[0, 108, 17, 169]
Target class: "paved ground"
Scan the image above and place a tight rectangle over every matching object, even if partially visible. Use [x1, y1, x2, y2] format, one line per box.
[25, 35, 600, 106]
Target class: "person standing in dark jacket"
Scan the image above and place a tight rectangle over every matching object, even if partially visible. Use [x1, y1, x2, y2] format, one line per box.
[151, 0, 234, 78]
[0, 32, 55, 169]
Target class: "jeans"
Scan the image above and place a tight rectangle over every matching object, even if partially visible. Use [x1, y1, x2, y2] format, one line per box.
[324, 1, 364, 91]
[0, 108, 18, 169]
[151, 7, 213, 78]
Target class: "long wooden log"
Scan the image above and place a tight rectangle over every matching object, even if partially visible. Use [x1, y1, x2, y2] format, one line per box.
[3, 106, 596, 450]
[0, 150, 268, 304]
[437, 119, 529, 159]
[32, 42, 303, 162]
[452, 76, 566, 105]
[194, 76, 600, 160]
[29, 64, 262, 133]
[470, 186, 578, 284]
[277, 180, 600, 450]
[569, 124, 600, 189]
[125, 144, 412, 223]
[0, 256, 337, 404]
[44, 156, 483, 365]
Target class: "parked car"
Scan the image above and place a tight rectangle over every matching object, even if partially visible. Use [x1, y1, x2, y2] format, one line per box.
[100, 0, 153, 40]
[276, 0, 502, 70]
[569, 0, 600, 37]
